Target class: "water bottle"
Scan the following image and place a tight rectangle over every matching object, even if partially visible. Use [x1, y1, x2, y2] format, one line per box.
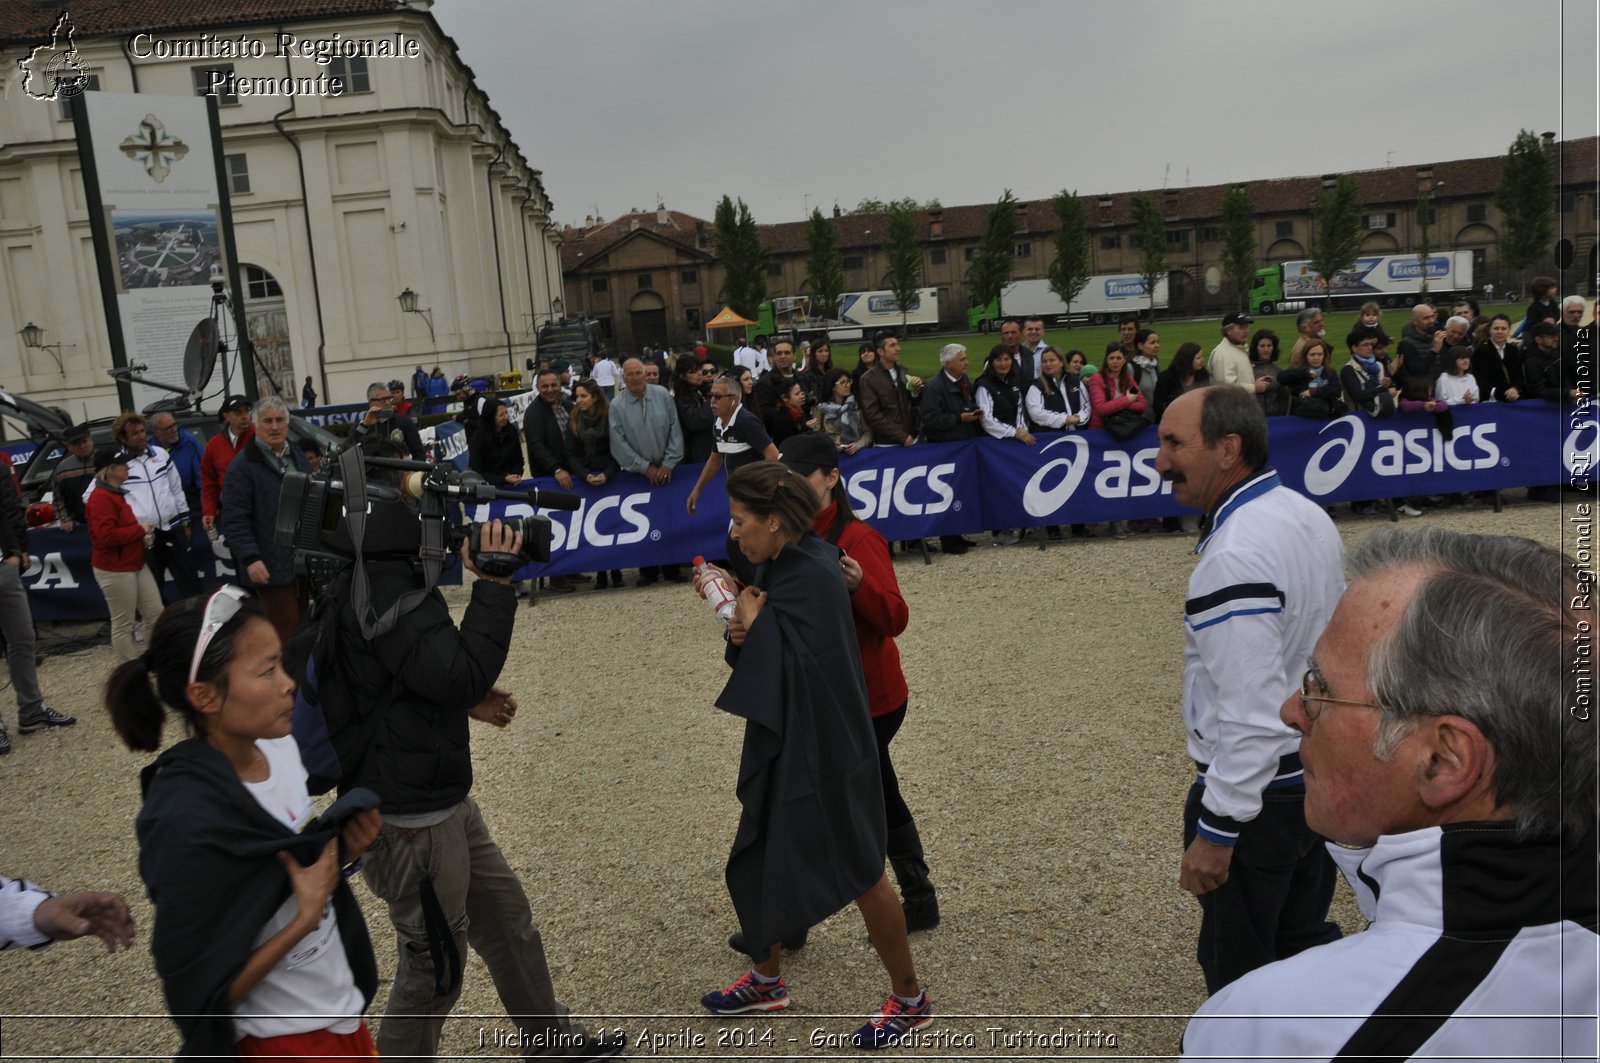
[693, 555, 737, 624]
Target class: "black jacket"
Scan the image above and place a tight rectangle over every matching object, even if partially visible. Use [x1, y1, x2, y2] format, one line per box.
[522, 397, 573, 477]
[1152, 368, 1209, 422]
[327, 564, 516, 813]
[919, 370, 977, 442]
[137, 739, 376, 1057]
[218, 440, 313, 587]
[675, 385, 716, 464]
[1521, 343, 1571, 403]
[468, 404, 525, 487]
[1471, 341, 1525, 402]
[567, 411, 620, 480]
[349, 411, 425, 461]
[753, 369, 803, 428]
[1341, 359, 1394, 418]
[718, 533, 885, 953]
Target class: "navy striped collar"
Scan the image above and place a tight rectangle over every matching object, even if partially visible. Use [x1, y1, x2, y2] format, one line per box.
[1195, 469, 1280, 555]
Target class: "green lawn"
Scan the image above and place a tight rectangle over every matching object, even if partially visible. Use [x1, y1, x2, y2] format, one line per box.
[705, 303, 1525, 380]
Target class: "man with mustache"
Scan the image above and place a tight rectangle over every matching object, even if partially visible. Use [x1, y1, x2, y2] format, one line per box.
[1154, 385, 1345, 993]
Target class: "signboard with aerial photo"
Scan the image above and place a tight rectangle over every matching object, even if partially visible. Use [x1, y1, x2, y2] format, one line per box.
[72, 91, 252, 411]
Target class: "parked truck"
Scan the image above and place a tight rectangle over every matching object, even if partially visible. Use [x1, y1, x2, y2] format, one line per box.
[755, 287, 940, 341]
[1248, 251, 1475, 315]
[967, 274, 1169, 331]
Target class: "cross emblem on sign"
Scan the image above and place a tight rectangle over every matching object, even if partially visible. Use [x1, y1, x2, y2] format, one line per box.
[119, 113, 189, 183]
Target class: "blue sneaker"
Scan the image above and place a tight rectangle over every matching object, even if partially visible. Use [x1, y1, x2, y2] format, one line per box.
[852, 991, 933, 1049]
[701, 971, 789, 1014]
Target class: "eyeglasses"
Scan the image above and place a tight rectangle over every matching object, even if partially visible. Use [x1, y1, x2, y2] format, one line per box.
[1297, 669, 1381, 726]
[188, 585, 249, 685]
[710, 392, 734, 402]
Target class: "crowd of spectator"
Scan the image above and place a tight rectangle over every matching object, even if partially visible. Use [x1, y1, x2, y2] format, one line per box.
[449, 288, 1590, 581]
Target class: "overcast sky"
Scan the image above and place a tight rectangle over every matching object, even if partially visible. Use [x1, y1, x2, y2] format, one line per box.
[439, 0, 1598, 228]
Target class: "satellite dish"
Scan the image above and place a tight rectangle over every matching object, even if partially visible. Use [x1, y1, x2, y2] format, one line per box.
[183, 318, 218, 393]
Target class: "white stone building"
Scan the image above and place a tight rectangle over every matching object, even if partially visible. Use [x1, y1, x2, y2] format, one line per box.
[0, 0, 562, 419]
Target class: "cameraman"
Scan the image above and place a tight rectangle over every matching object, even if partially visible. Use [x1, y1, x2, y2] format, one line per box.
[316, 472, 619, 1060]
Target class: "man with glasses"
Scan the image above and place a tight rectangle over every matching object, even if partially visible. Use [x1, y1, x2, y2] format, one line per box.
[1153, 385, 1344, 994]
[349, 381, 425, 460]
[149, 411, 204, 518]
[686, 373, 779, 516]
[1183, 527, 1596, 1060]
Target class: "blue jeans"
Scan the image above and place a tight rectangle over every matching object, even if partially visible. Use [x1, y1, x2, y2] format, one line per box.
[1183, 780, 1341, 994]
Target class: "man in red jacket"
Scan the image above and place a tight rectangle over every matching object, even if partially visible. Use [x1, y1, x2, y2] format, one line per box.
[200, 395, 252, 533]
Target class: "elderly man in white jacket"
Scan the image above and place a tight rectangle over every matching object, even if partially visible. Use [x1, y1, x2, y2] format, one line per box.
[1182, 527, 1598, 1063]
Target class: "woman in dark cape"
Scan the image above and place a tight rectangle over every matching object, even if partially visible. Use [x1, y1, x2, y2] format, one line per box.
[697, 461, 933, 1050]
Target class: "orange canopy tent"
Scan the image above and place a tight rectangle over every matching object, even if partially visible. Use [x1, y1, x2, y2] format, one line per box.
[704, 305, 756, 331]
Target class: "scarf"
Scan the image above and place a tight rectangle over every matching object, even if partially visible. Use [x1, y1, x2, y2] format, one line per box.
[572, 408, 607, 452]
[1352, 352, 1381, 378]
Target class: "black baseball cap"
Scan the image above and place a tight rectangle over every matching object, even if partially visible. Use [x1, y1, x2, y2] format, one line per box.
[777, 432, 839, 475]
[1222, 312, 1254, 328]
[1532, 321, 1561, 337]
[218, 394, 251, 415]
[63, 422, 92, 444]
[92, 445, 129, 472]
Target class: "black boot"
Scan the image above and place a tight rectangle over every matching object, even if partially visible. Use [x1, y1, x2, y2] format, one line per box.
[887, 821, 939, 931]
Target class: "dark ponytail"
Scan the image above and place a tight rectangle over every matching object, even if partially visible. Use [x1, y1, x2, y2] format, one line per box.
[105, 590, 265, 753]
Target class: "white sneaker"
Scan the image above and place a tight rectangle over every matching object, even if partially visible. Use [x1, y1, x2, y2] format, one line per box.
[1398, 504, 1423, 517]
[133, 619, 145, 645]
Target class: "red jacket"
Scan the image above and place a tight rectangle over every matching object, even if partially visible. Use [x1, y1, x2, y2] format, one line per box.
[1086, 370, 1147, 428]
[87, 485, 146, 572]
[200, 426, 253, 519]
[814, 502, 909, 717]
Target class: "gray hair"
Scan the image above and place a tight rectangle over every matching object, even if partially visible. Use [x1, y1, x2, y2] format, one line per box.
[254, 395, 289, 422]
[366, 381, 389, 401]
[1196, 384, 1268, 471]
[1445, 315, 1470, 333]
[1296, 306, 1322, 330]
[938, 343, 967, 368]
[714, 374, 743, 402]
[1563, 295, 1586, 311]
[1349, 526, 1594, 840]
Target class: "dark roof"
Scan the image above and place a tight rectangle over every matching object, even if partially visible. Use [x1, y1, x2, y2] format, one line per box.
[559, 209, 714, 272]
[0, 0, 399, 43]
[750, 136, 1599, 256]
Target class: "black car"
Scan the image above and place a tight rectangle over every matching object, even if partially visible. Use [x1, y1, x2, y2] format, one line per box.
[0, 391, 340, 506]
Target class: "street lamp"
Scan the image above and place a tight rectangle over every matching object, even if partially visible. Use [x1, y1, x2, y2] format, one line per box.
[397, 288, 435, 343]
[19, 322, 73, 374]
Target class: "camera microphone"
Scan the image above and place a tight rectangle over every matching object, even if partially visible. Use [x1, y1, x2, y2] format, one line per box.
[526, 486, 581, 511]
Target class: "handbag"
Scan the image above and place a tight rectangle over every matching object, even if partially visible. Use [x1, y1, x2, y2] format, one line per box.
[1103, 409, 1147, 441]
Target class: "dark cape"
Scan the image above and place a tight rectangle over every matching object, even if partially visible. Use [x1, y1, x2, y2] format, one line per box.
[715, 532, 886, 953]
[136, 739, 377, 1058]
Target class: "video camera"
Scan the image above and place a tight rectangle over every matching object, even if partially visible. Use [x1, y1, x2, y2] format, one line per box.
[274, 447, 579, 626]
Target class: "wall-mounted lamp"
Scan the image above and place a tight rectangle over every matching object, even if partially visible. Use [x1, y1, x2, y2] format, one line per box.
[397, 288, 435, 343]
[19, 322, 74, 374]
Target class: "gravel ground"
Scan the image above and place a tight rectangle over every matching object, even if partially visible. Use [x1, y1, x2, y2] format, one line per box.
[0, 496, 1583, 1060]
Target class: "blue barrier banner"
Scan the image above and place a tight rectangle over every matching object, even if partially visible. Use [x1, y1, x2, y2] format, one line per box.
[978, 402, 1568, 527]
[21, 527, 240, 622]
[21, 401, 1579, 617]
[433, 421, 470, 471]
[473, 440, 988, 580]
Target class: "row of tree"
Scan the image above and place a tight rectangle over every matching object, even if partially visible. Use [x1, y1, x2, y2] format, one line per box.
[711, 129, 1558, 327]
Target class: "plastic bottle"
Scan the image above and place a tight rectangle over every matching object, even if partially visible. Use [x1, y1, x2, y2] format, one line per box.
[693, 555, 738, 624]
